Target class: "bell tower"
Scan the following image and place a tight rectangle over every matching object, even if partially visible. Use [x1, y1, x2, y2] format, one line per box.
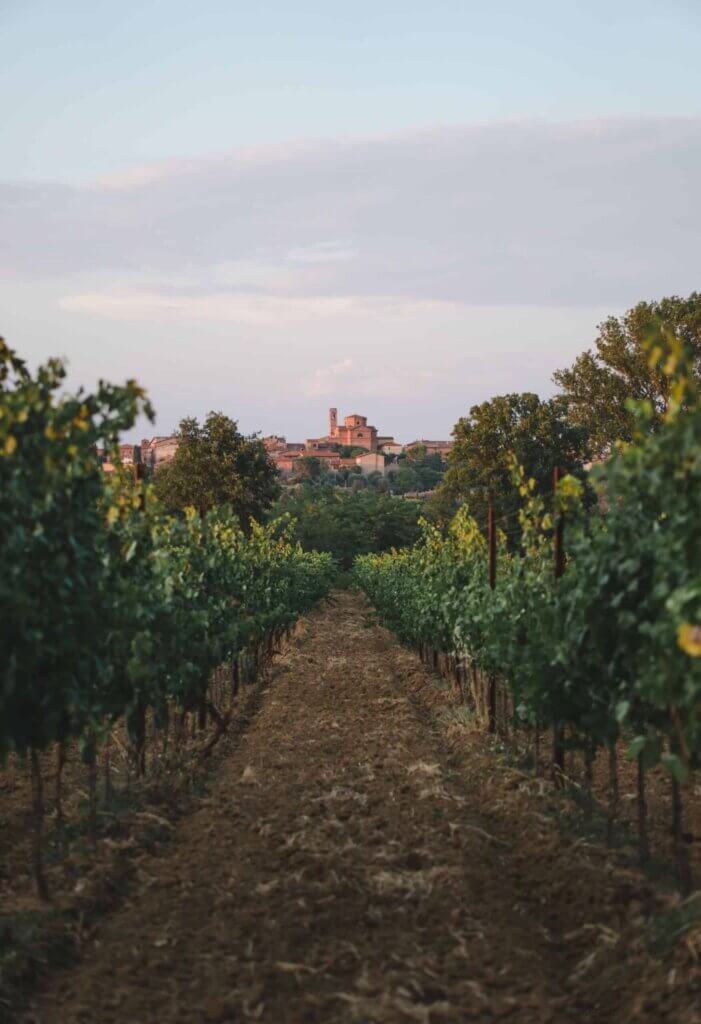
[329, 407, 338, 438]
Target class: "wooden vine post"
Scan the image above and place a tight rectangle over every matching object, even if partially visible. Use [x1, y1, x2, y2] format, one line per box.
[605, 739, 619, 847]
[551, 467, 566, 785]
[487, 492, 497, 734]
[55, 740, 67, 828]
[637, 750, 649, 864]
[231, 654, 240, 701]
[670, 736, 692, 892]
[30, 749, 50, 901]
[132, 457, 148, 774]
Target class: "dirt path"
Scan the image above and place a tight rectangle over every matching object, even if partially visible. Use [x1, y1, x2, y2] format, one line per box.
[22, 593, 698, 1023]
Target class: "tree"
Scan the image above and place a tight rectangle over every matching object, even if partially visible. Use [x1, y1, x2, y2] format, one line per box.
[436, 393, 589, 543]
[152, 412, 279, 524]
[553, 293, 701, 458]
[271, 486, 422, 568]
[388, 447, 445, 495]
[294, 456, 324, 482]
[393, 466, 421, 494]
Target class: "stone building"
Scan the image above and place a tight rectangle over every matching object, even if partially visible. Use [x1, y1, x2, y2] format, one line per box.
[270, 407, 398, 476]
[356, 452, 386, 476]
[140, 435, 179, 469]
[326, 409, 379, 451]
[300, 408, 397, 453]
[263, 435, 287, 452]
[405, 438, 453, 458]
[97, 443, 137, 466]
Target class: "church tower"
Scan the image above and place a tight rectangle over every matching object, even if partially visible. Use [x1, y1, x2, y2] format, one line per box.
[329, 407, 338, 438]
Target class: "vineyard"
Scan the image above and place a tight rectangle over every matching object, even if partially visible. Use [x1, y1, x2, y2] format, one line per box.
[2, 328, 701, 1023]
[354, 325, 701, 889]
[0, 339, 335, 906]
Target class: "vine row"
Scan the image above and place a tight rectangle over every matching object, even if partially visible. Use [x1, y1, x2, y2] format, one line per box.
[354, 326, 701, 890]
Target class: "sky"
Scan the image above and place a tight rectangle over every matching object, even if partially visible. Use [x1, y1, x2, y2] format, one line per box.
[1, 0, 700, 442]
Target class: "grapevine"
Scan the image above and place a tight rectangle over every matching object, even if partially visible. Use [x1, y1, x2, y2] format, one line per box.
[0, 340, 335, 896]
[355, 323, 701, 888]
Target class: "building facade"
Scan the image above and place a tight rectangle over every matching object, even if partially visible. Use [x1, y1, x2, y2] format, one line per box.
[405, 439, 454, 458]
[356, 452, 386, 476]
[140, 435, 179, 469]
[102, 408, 449, 480]
[270, 407, 403, 476]
[326, 408, 379, 451]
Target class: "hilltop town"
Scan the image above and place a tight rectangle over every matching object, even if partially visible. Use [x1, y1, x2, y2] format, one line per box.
[263, 408, 452, 477]
[101, 407, 453, 480]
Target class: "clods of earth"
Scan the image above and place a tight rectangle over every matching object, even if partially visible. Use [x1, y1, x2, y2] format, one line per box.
[7, 592, 701, 1023]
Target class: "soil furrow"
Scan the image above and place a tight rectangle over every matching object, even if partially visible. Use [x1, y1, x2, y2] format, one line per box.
[21, 594, 695, 1023]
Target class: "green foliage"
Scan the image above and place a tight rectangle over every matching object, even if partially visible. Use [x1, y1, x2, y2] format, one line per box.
[389, 465, 421, 494]
[553, 292, 701, 458]
[293, 455, 324, 481]
[388, 448, 445, 495]
[404, 444, 428, 461]
[355, 322, 701, 779]
[271, 485, 423, 569]
[0, 341, 334, 760]
[0, 340, 152, 753]
[436, 392, 589, 544]
[152, 412, 279, 524]
[103, 498, 335, 746]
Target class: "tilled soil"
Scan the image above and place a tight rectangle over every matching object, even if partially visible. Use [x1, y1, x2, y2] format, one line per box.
[23, 593, 700, 1023]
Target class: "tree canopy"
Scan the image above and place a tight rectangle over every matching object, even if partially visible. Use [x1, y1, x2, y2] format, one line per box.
[293, 455, 324, 482]
[387, 447, 445, 494]
[435, 392, 589, 542]
[271, 485, 423, 569]
[152, 412, 279, 524]
[553, 293, 701, 458]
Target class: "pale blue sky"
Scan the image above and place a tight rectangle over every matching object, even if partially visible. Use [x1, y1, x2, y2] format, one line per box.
[1, 1, 700, 440]
[2, 0, 701, 182]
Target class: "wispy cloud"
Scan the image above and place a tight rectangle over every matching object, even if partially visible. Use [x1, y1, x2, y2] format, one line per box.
[306, 358, 354, 396]
[4, 118, 700, 309]
[4, 118, 701, 443]
[304, 359, 437, 402]
[286, 242, 357, 265]
[359, 367, 439, 399]
[58, 290, 451, 325]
